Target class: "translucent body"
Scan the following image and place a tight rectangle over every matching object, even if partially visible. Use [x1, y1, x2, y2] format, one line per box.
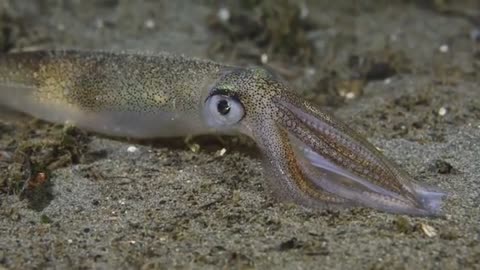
[0, 50, 445, 215]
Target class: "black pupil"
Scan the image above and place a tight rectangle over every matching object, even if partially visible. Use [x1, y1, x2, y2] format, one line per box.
[217, 99, 231, 115]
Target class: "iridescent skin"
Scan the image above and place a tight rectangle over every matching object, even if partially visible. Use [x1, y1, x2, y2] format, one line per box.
[0, 50, 445, 215]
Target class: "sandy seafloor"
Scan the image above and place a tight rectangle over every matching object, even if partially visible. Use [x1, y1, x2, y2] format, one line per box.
[0, 1, 479, 269]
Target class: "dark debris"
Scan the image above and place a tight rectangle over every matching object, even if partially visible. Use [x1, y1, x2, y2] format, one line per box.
[0, 121, 99, 210]
[429, 159, 458, 174]
[207, 0, 316, 64]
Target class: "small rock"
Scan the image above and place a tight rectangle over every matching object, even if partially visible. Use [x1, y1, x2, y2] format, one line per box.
[188, 143, 200, 153]
[438, 107, 447, 116]
[217, 7, 230, 22]
[420, 223, 437, 237]
[261, 53, 268, 64]
[215, 148, 227, 157]
[144, 19, 155, 29]
[439, 44, 449, 53]
[127, 146, 138, 153]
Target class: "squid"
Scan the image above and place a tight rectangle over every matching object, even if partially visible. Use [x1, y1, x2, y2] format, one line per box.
[0, 50, 445, 215]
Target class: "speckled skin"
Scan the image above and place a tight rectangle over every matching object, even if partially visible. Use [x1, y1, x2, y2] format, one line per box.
[0, 50, 227, 137]
[0, 50, 444, 215]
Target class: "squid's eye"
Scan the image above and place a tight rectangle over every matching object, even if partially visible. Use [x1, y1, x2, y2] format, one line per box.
[204, 94, 245, 127]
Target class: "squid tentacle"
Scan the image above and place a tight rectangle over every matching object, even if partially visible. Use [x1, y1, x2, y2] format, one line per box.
[275, 97, 414, 196]
[270, 97, 445, 215]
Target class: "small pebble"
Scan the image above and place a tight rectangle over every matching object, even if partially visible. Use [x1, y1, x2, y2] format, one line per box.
[439, 44, 449, 53]
[127, 146, 138, 153]
[217, 7, 230, 22]
[299, 3, 309, 19]
[261, 53, 269, 64]
[144, 19, 155, 29]
[188, 143, 200, 153]
[420, 223, 437, 237]
[390, 33, 398, 42]
[216, 148, 227, 157]
[118, 178, 132, 185]
[305, 67, 316, 77]
[95, 18, 104, 29]
[345, 92, 355, 100]
[438, 107, 447, 116]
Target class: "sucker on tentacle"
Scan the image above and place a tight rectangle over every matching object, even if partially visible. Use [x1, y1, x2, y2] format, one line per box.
[0, 50, 445, 216]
